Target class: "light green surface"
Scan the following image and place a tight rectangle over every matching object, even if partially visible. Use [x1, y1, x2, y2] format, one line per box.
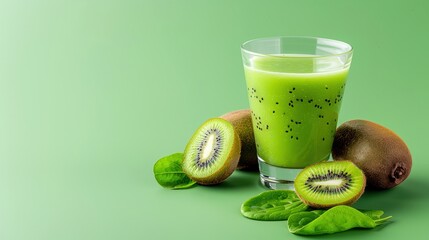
[245, 59, 348, 168]
[0, 1, 428, 239]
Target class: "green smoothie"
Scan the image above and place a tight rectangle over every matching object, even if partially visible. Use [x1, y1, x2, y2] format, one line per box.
[245, 56, 349, 168]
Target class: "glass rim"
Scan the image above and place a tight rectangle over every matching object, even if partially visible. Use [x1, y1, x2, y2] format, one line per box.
[241, 36, 353, 59]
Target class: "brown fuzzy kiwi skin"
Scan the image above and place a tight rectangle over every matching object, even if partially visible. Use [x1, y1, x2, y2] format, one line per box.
[220, 109, 258, 171]
[183, 118, 241, 185]
[294, 160, 366, 209]
[332, 120, 412, 190]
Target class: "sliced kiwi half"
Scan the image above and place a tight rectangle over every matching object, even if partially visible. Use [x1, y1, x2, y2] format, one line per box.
[182, 118, 241, 185]
[294, 160, 366, 209]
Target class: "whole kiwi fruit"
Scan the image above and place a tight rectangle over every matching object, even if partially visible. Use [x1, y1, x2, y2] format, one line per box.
[220, 109, 258, 171]
[182, 118, 241, 185]
[332, 120, 412, 190]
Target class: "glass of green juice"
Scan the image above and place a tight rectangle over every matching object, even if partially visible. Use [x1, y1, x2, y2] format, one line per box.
[241, 36, 353, 189]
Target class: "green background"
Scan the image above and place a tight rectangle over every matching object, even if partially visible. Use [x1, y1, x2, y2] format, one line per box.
[1, 0, 428, 239]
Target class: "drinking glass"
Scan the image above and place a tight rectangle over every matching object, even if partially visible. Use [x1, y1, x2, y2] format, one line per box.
[241, 36, 353, 189]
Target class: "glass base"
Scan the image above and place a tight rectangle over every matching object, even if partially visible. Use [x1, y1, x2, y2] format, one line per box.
[258, 157, 303, 190]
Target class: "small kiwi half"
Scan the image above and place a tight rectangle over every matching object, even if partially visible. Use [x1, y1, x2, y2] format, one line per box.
[294, 161, 366, 209]
[182, 118, 241, 185]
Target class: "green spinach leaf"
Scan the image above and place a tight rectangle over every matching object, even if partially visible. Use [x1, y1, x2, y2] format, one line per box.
[288, 205, 392, 235]
[153, 153, 196, 189]
[241, 190, 309, 221]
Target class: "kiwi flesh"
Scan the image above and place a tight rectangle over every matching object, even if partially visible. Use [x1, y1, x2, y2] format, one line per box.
[182, 118, 241, 185]
[332, 119, 412, 189]
[294, 161, 366, 209]
[220, 109, 258, 171]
